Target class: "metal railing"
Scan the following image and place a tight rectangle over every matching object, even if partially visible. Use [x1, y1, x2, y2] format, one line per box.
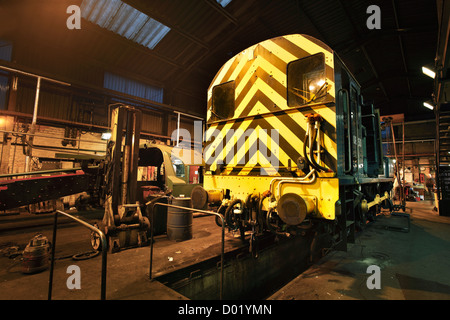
[146, 201, 225, 300]
[48, 210, 108, 300]
[48, 204, 225, 300]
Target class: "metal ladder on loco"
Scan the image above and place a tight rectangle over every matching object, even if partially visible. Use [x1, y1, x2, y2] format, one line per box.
[334, 186, 356, 252]
[438, 111, 450, 165]
[436, 110, 450, 214]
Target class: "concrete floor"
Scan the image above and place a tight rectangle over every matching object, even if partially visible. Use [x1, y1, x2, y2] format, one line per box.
[0, 209, 243, 300]
[0, 200, 449, 300]
[269, 200, 450, 300]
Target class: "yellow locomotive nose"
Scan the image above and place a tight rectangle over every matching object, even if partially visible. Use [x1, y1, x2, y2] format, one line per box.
[277, 193, 315, 226]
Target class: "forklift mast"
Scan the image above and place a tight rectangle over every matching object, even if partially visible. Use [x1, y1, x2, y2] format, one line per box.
[107, 105, 141, 208]
[97, 105, 150, 253]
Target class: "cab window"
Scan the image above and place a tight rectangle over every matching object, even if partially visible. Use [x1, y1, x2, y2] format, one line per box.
[172, 156, 185, 178]
[211, 80, 235, 120]
[287, 53, 328, 107]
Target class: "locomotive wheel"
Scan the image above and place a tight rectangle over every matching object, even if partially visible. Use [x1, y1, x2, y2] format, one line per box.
[310, 231, 332, 264]
[356, 209, 367, 231]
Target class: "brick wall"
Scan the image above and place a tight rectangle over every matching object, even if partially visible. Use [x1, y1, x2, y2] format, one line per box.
[0, 116, 169, 175]
[0, 117, 107, 174]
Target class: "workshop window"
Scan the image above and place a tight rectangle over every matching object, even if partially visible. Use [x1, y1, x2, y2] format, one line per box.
[172, 156, 185, 178]
[0, 40, 12, 110]
[287, 53, 328, 107]
[104, 72, 163, 104]
[217, 0, 232, 7]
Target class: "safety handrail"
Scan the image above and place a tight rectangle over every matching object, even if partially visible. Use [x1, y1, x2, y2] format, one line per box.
[338, 88, 352, 174]
[146, 201, 225, 300]
[48, 210, 107, 300]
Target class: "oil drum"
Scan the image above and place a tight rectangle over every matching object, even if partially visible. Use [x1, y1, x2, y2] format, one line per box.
[22, 234, 50, 274]
[145, 195, 168, 236]
[167, 197, 193, 241]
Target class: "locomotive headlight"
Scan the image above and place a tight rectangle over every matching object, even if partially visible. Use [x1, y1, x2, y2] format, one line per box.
[310, 80, 326, 92]
[317, 79, 326, 87]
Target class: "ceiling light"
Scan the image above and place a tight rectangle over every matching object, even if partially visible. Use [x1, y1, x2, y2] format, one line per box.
[423, 101, 434, 110]
[422, 66, 435, 79]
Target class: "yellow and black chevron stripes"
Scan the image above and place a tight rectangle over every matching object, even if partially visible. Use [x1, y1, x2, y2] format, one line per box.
[205, 34, 338, 176]
[208, 35, 336, 127]
[207, 34, 335, 116]
[205, 107, 337, 175]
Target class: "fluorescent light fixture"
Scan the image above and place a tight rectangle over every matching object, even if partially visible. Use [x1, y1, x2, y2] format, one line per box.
[101, 132, 112, 140]
[422, 66, 435, 79]
[423, 101, 434, 110]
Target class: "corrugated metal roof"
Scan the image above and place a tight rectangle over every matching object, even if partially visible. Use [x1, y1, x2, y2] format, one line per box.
[81, 0, 170, 50]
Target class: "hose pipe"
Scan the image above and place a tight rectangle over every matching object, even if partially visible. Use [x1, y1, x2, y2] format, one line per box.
[309, 126, 331, 172]
[224, 199, 244, 231]
[303, 122, 314, 170]
[305, 114, 332, 173]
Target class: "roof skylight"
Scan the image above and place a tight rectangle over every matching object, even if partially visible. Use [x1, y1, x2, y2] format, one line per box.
[217, 0, 232, 7]
[81, 0, 171, 50]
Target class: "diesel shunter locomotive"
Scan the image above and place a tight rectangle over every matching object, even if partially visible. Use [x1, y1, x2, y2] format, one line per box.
[191, 34, 393, 258]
